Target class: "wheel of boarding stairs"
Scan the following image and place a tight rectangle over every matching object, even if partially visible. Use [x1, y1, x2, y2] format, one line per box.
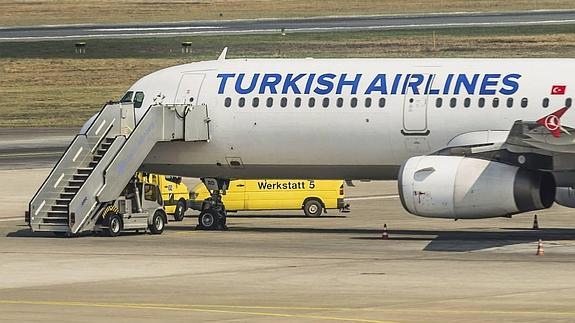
[106, 213, 123, 237]
[173, 199, 187, 221]
[303, 199, 323, 217]
[149, 210, 166, 235]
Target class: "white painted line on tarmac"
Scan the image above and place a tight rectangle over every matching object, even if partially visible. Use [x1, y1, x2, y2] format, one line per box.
[347, 195, 399, 201]
[0, 217, 23, 222]
[92, 26, 222, 32]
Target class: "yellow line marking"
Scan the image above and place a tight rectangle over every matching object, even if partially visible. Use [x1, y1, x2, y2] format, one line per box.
[0, 300, 393, 323]
[103, 303, 575, 316]
[2, 300, 575, 318]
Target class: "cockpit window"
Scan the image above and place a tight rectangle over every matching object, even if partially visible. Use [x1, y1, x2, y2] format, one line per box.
[120, 91, 133, 103]
[134, 91, 145, 109]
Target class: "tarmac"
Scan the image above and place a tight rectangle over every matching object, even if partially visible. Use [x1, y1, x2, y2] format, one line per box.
[2, 10, 575, 41]
[1, 129, 575, 322]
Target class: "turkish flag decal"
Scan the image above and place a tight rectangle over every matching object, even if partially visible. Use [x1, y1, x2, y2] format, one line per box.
[551, 85, 566, 95]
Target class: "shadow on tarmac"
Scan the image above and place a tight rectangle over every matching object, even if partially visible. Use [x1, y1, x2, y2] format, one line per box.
[357, 228, 575, 251]
[9, 223, 575, 252]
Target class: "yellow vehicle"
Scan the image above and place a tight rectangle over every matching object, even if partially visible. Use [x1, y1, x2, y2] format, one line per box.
[138, 173, 190, 221]
[189, 180, 349, 217]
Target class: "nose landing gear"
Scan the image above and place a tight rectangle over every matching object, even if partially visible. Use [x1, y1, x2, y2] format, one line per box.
[196, 178, 229, 231]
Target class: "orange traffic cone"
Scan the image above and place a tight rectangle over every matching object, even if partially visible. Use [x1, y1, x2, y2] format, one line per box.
[532, 215, 539, 230]
[536, 239, 544, 256]
[382, 224, 389, 240]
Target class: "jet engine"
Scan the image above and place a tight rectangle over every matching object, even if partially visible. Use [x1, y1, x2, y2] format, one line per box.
[555, 187, 575, 208]
[398, 156, 555, 219]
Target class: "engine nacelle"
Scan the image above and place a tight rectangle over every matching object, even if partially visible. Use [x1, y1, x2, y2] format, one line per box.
[398, 156, 555, 219]
[555, 187, 575, 208]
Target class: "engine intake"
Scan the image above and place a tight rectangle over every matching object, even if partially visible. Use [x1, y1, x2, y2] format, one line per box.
[398, 156, 555, 219]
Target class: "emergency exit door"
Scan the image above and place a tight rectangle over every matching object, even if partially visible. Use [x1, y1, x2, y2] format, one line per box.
[402, 74, 432, 135]
[175, 73, 205, 105]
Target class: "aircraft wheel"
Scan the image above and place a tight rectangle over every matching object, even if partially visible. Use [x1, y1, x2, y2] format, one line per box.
[198, 209, 221, 230]
[173, 199, 187, 221]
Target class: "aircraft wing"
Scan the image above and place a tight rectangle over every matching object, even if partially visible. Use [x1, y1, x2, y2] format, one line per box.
[437, 107, 575, 173]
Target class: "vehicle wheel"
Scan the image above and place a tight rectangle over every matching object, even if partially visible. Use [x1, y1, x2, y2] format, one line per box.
[149, 210, 165, 235]
[173, 199, 187, 221]
[198, 209, 220, 230]
[303, 199, 323, 217]
[106, 213, 122, 237]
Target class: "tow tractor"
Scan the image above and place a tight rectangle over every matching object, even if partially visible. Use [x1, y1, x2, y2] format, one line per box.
[93, 175, 168, 237]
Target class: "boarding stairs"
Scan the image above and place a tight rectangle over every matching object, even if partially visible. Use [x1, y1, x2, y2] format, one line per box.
[27, 102, 209, 234]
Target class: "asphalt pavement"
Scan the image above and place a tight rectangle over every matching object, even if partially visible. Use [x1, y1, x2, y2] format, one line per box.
[1, 10, 574, 41]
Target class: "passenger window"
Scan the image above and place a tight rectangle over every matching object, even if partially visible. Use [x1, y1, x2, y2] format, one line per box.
[322, 97, 329, 108]
[280, 97, 287, 108]
[252, 97, 259, 108]
[238, 97, 245, 108]
[543, 98, 549, 108]
[337, 98, 344, 108]
[492, 97, 500, 108]
[507, 98, 514, 108]
[435, 98, 442, 108]
[120, 91, 133, 103]
[478, 97, 485, 108]
[379, 97, 386, 108]
[308, 97, 315, 108]
[521, 98, 528, 108]
[464, 98, 471, 108]
[450, 98, 456, 108]
[294, 97, 301, 108]
[133, 91, 145, 109]
[224, 97, 232, 108]
[566, 98, 573, 108]
[266, 97, 273, 108]
[365, 98, 372, 108]
[350, 97, 358, 108]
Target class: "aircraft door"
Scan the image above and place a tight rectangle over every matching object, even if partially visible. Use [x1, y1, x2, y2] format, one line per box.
[174, 73, 205, 105]
[402, 74, 432, 136]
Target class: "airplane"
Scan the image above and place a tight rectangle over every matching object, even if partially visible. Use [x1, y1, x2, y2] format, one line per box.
[68, 50, 575, 230]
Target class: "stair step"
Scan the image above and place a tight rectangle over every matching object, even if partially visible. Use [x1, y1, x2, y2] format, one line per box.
[47, 210, 67, 215]
[43, 217, 68, 224]
[68, 180, 84, 187]
[89, 161, 98, 167]
[77, 167, 93, 174]
[104, 138, 115, 143]
[73, 174, 89, 180]
[51, 205, 68, 211]
[60, 192, 76, 198]
[38, 223, 69, 230]
[63, 186, 80, 193]
[96, 149, 107, 155]
[55, 199, 71, 205]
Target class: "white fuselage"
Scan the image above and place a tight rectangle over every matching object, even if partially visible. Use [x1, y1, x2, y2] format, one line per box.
[123, 58, 575, 181]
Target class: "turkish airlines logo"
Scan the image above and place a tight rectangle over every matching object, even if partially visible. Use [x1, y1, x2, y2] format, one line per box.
[543, 114, 560, 131]
[536, 106, 569, 138]
[551, 85, 566, 95]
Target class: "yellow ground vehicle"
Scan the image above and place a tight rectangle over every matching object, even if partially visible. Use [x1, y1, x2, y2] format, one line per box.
[189, 180, 349, 217]
[138, 173, 190, 221]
